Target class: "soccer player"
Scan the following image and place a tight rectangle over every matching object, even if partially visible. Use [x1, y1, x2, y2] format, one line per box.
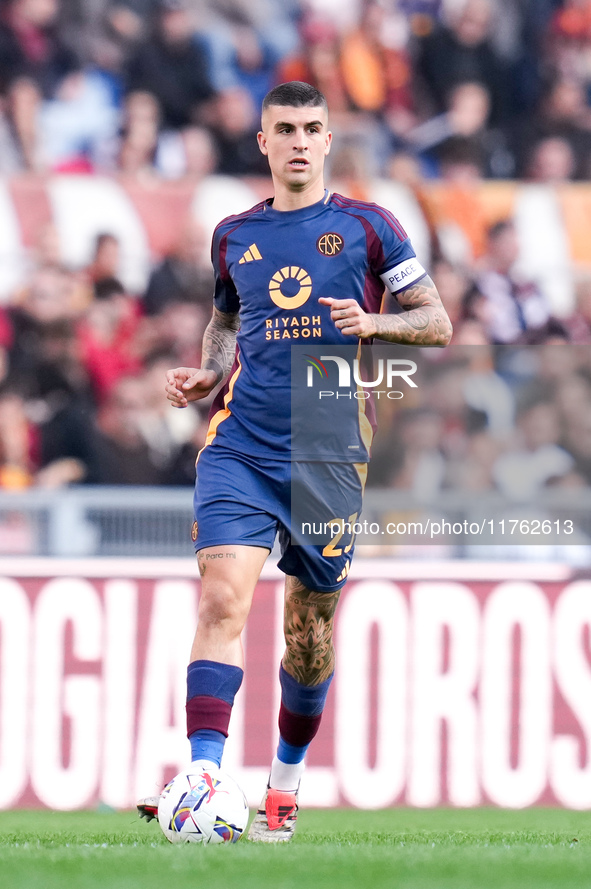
[139, 81, 452, 841]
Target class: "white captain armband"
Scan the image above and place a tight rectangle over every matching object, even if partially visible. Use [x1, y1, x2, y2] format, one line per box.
[379, 258, 427, 293]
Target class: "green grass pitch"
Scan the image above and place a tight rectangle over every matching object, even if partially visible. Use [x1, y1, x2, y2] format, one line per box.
[2, 808, 591, 889]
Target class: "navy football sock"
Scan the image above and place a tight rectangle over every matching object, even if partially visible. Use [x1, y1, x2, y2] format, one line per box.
[270, 665, 334, 790]
[189, 728, 226, 766]
[186, 660, 243, 766]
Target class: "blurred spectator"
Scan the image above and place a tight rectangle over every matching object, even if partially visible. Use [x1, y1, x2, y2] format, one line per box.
[4, 265, 93, 473]
[417, 0, 512, 128]
[116, 89, 160, 177]
[150, 299, 206, 368]
[525, 134, 577, 182]
[547, 0, 591, 90]
[340, 0, 417, 137]
[84, 232, 121, 286]
[330, 141, 378, 195]
[512, 77, 591, 179]
[124, 0, 216, 130]
[387, 147, 424, 188]
[84, 0, 153, 76]
[420, 135, 489, 268]
[143, 217, 213, 316]
[437, 135, 486, 182]
[209, 87, 269, 175]
[0, 89, 28, 172]
[137, 353, 206, 484]
[203, 0, 299, 71]
[492, 396, 576, 500]
[0, 384, 87, 488]
[553, 367, 591, 427]
[77, 276, 143, 403]
[28, 221, 62, 269]
[430, 258, 474, 330]
[202, 20, 279, 110]
[567, 274, 591, 342]
[155, 124, 218, 179]
[22, 222, 90, 313]
[278, 16, 349, 114]
[474, 219, 551, 344]
[517, 317, 571, 345]
[451, 317, 490, 344]
[0, 387, 37, 488]
[0, 0, 81, 170]
[7, 264, 80, 389]
[36, 66, 119, 171]
[450, 426, 500, 491]
[0, 308, 11, 372]
[488, 0, 555, 114]
[383, 406, 447, 499]
[88, 373, 164, 484]
[29, 316, 97, 484]
[441, 344, 514, 492]
[563, 407, 591, 485]
[407, 80, 514, 177]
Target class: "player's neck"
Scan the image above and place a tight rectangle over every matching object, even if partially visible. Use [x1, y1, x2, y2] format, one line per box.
[271, 179, 327, 212]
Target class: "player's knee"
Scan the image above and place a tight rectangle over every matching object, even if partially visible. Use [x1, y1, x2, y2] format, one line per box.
[198, 582, 249, 636]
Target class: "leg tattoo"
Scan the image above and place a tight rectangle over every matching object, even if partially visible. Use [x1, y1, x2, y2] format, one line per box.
[282, 577, 340, 685]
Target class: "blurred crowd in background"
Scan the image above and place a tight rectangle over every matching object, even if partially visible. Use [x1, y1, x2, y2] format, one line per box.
[0, 0, 590, 181]
[368, 343, 591, 499]
[1, 0, 591, 494]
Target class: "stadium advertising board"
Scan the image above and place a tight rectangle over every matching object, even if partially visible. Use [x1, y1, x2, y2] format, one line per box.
[0, 559, 588, 811]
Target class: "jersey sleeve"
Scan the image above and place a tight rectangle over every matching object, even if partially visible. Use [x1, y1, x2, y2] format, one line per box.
[369, 208, 428, 295]
[211, 222, 240, 314]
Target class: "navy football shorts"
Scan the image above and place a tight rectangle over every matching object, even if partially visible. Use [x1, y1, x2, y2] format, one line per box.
[192, 446, 366, 593]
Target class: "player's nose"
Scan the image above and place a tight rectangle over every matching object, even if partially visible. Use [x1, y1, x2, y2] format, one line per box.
[293, 128, 308, 150]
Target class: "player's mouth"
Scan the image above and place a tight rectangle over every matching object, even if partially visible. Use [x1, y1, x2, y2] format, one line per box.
[289, 157, 309, 169]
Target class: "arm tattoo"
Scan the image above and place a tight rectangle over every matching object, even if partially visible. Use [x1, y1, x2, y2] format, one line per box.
[282, 578, 341, 685]
[403, 309, 430, 331]
[202, 307, 240, 382]
[371, 276, 453, 346]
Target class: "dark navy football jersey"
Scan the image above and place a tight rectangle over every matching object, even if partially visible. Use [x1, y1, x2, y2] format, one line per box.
[203, 190, 426, 461]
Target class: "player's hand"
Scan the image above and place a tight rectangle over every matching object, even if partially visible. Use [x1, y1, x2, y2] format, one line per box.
[165, 367, 219, 408]
[318, 297, 376, 338]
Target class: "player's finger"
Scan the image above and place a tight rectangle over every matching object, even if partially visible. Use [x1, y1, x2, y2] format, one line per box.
[165, 385, 181, 401]
[182, 373, 208, 390]
[167, 391, 188, 408]
[165, 374, 185, 393]
[319, 297, 357, 310]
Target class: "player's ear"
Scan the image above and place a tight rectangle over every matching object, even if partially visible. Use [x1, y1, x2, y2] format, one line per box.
[324, 131, 332, 156]
[257, 131, 268, 156]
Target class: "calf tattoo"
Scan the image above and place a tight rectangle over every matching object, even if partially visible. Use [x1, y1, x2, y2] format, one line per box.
[282, 577, 340, 685]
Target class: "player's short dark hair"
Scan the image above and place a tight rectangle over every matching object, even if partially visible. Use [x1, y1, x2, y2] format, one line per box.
[262, 81, 328, 114]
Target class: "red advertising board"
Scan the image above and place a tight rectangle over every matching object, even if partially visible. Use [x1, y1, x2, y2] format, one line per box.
[0, 558, 588, 810]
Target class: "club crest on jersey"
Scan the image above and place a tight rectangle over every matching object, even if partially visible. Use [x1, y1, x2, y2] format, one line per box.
[269, 266, 312, 309]
[316, 232, 344, 256]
